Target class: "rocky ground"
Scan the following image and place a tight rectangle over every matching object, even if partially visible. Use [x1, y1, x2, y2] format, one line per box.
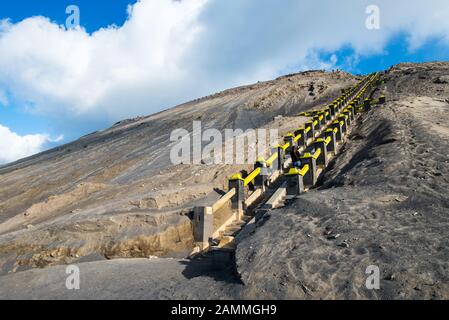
[0, 62, 448, 299]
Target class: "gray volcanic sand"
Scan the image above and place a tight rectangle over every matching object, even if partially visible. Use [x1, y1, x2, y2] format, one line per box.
[0, 258, 243, 300]
[236, 62, 449, 299]
[0, 70, 354, 274]
[0, 62, 448, 299]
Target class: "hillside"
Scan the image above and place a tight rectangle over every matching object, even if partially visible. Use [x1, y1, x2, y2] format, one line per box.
[0, 69, 356, 273]
[0, 62, 448, 299]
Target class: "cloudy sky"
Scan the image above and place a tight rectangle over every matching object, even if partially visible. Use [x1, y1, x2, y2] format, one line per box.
[1, 0, 449, 164]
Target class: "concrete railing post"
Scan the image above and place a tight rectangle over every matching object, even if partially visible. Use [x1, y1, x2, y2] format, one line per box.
[324, 129, 337, 154]
[314, 140, 328, 167]
[343, 110, 352, 126]
[329, 104, 336, 117]
[316, 114, 324, 127]
[271, 146, 284, 171]
[364, 98, 371, 111]
[193, 206, 214, 249]
[285, 168, 306, 196]
[228, 176, 245, 217]
[294, 128, 307, 147]
[324, 109, 332, 122]
[284, 134, 294, 153]
[349, 104, 356, 119]
[338, 115, 348, 134]
[300, 154, 317, 186]
[313, 116, 321, 132]
[305, 121, 314, 140]
[331, 121, 343, 141]
[254, 158, 268, 191]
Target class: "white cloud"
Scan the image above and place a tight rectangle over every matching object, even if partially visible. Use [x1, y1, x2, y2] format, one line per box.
[0, 0, 448, 128]
[0, 124, 55, 164]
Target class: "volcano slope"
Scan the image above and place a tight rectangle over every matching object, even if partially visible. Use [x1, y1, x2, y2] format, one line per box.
[0, 70, 356, 274]
[0, 62, 448, 300]
[236, 62, 449, 299]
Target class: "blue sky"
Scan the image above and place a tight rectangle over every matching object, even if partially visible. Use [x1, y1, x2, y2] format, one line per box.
[1, 0, 449, 164]
[0, 0, 135, 138]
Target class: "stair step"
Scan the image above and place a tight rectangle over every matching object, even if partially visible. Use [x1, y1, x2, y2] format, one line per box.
[218, 236, 235, 249]
[229, 221, 246, 228]
[225, 226, 242, 233]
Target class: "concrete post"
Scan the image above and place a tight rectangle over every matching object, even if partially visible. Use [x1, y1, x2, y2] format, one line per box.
[193, 206, 214, 248]
[318, 113, 326, 126]
[331, 121, 343, 141]
[228, 177, 245, 215]
[301, 154, 317, 186]
[348, 104, 356, 119]
[314, 139, 328, 167]
[343, 110, 352, 126]
[271, 146, 284, 171]
[324, 129, 337, 155]
[285, 168, 305, 196]
[313, 116, 321, 132]
[364, 98, 371, 111]
[338, 115, 348, 133]
[305, 121, 314, 140]
[324, 109, 332, 122]
[254, 158, 268, 191]
[294, 128, 307, 147]
[284, 134, 294, 153]
[329, 104, 336, 117]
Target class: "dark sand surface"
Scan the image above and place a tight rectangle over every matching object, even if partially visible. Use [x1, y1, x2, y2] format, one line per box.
[0, 62, 448, 299]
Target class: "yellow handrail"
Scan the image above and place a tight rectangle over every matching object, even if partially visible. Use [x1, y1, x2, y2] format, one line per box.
[293, 134, 302, 142]
[299, 165, 310, 176]
[324, 136, 331, 145]
[281, 142, 290, 150]
[286, 165, 309, 177]
[312, 148, 321, 159]
[266, 152, 278, 167]
[244, 167, 261, 186]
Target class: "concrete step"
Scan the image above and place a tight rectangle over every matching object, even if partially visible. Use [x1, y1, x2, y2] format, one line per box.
[217, 236, 236, 249]
[225, 225, 242, 233]
[228, 221, 247, 228]
[223, 230, 238, 237]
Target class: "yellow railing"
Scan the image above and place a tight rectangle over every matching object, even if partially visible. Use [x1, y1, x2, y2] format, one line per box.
[244, 167, 261, 186]
[299, 164, 310, 176]
[312, 148, 321, 159]
[281, 142, 290, 150]
[266, 152, 278, 167]
[286, 164, 309, 177]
